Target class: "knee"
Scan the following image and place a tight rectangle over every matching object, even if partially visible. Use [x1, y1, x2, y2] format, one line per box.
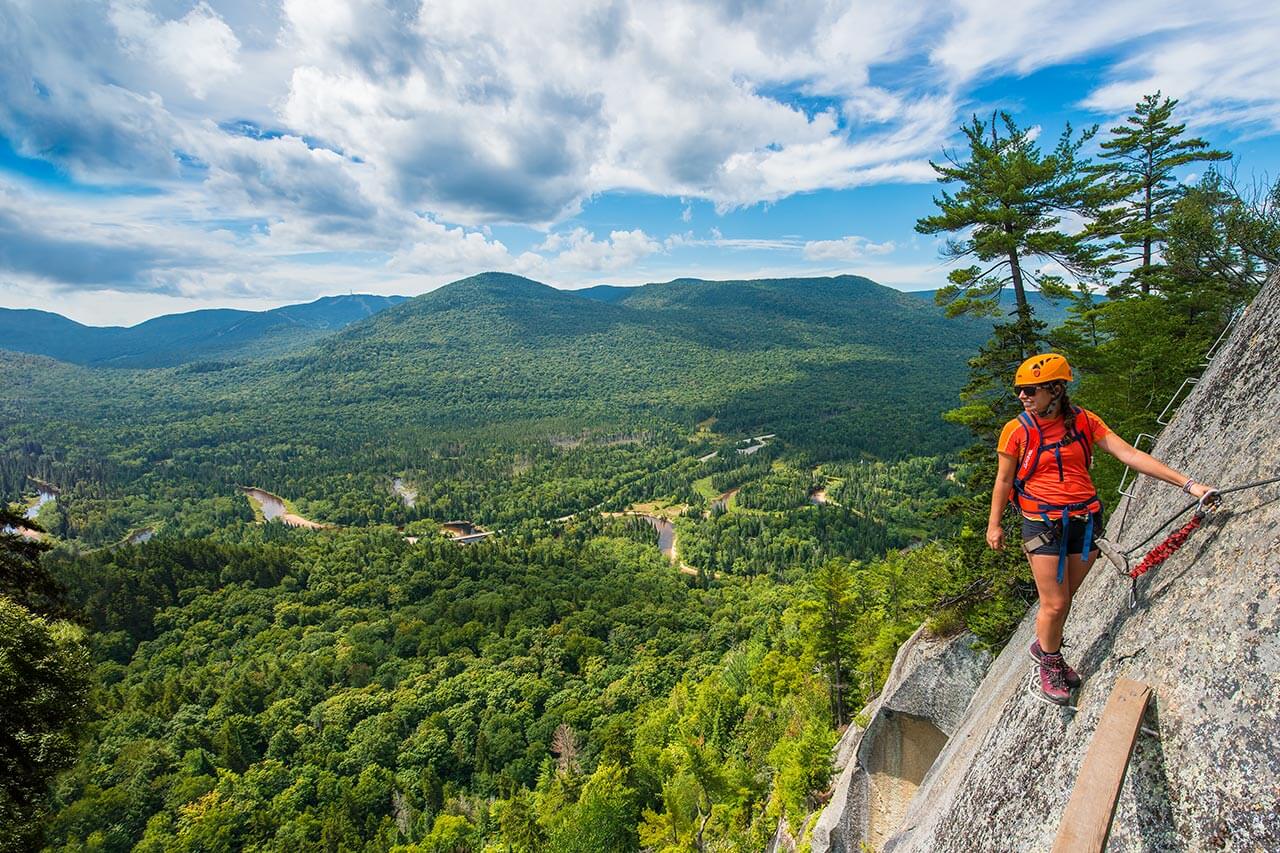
[1039, 596, 1070, 620]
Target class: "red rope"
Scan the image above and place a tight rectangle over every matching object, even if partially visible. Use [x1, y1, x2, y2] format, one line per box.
[1129, 514, 1203, 579]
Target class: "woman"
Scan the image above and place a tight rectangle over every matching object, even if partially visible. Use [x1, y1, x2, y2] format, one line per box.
[985, 353, 1215, 705]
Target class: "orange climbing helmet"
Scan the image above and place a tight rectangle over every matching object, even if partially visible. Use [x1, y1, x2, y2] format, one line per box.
[1015, 353, 1073, 386]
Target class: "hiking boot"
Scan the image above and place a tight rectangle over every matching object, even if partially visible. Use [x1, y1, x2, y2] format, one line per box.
[1037, 658, 1072, 706]
[1030, 639, 1081, 689]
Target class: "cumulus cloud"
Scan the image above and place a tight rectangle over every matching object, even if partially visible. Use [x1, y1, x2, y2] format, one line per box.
[389, 218, 521, 273]
[803, 236, 896, 261]
[204, 133, 381, 232]
[537, 228, 663, 272]
[109, 1, 241, 99]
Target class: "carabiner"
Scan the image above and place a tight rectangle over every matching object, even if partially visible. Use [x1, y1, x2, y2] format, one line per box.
[1194, 489, 1222, 519]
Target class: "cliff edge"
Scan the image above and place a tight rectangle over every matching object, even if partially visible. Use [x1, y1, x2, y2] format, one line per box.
[882, 271, 1280, 852]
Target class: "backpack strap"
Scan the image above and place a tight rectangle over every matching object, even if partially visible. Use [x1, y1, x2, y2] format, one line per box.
[1074, 407, 1095, 469]
[1014, 412, 1041, 487]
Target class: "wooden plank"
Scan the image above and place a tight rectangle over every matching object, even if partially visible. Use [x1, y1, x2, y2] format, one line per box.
[1052, 677, 1153, 853]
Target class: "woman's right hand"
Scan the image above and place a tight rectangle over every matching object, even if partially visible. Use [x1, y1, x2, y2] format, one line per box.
[986, 524, 1005, 550]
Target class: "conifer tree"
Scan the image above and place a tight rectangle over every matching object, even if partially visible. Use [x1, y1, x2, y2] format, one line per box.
[1165, 169, 1280, 299]
[1089, 93, 1231, 295]
[808, 559, 858, 726]
[915, 111, 1110, 355]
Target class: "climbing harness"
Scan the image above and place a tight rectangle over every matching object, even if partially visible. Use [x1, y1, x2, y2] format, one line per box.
[1096, 475, 1280, 609]
[1012, 405, 1102, 585]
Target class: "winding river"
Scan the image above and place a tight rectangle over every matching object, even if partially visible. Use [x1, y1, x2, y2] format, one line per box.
[25, 489, 56, 520]
[639, 515, 676, 562]
[240, 487, 326, 529]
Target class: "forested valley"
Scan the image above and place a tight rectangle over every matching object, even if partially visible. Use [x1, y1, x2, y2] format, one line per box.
[2, 93, 1276, 851]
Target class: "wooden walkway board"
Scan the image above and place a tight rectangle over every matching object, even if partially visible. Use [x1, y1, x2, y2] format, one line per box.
[1051, 677, 1153, 853]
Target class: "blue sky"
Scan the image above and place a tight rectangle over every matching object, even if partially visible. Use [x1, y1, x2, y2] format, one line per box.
[2, 0, 1279, 325]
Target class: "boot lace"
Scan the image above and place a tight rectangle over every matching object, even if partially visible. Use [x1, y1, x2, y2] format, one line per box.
[1042, 656, 1068, 690]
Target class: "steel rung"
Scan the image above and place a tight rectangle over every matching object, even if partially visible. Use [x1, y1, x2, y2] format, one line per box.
[1201, 307, 1244, 366]
[1117, 433, 1157, 498]
[1156, 377, 1199, 426]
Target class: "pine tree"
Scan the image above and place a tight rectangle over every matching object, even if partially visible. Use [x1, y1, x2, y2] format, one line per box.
[915, 111, 1111, 356]
[1089, 92, 1231, 295]
[1165, 168, 1280, 299]
[809, 559, 859, 726]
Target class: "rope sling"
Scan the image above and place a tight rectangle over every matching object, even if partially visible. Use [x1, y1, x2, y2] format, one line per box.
[1130, 513, 1202, 580]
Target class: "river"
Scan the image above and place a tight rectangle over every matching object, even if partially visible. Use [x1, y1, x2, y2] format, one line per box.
[240, 487, 326, 528]
[392, 477, 417, 508]
[25, 489, 56, 520]
[639, 515, 676, 562]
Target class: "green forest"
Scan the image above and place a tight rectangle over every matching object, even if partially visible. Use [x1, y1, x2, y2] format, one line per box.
[2, 93, 1276, 851]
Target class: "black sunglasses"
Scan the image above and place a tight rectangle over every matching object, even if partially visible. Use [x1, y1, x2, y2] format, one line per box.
[1014, 384, 1049, 397]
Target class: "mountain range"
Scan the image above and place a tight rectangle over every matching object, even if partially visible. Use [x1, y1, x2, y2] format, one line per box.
[1, 281, 1077, 371]
[1, 273, 993, 507]
[0, 293, 406, 368]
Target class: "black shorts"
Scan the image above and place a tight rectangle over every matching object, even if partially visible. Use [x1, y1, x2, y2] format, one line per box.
[1021, 512, 1102, 556]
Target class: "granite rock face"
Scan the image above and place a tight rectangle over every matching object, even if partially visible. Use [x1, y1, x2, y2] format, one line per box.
[811, 623, 992, 853]
[881, 272, 1280, 852]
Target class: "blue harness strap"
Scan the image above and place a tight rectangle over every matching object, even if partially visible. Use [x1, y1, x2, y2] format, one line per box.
[1081, 511, 1095, 569]
[1028, 498, 1104, 583]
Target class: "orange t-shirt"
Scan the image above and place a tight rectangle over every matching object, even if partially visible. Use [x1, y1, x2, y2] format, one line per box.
[998, 409, 1110, 513]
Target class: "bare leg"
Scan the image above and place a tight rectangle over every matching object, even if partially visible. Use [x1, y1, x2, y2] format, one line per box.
[1029, 553, 1071, 653]
[1066, 550, 1099, 597]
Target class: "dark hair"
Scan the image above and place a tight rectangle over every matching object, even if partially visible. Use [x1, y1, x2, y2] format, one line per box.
[1054, 383, 1071, 415]
[1055, 384, 1079, 438]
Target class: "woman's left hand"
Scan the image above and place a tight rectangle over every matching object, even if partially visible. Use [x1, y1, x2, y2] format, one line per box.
[1188, 482, 1217, 501]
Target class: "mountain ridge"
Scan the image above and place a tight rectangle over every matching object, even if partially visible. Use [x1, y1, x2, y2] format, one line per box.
[0, 293, 407, 368]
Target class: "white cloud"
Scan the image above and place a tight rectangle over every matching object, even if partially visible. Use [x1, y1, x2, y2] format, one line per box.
[803, 236, 897, 261]
[109, 1, 242, 99]
[538, 228, 662, 273]
[1081, 9, 1280, 134]
[930, 0, 1196, 83]
[389, 218, 520, 274]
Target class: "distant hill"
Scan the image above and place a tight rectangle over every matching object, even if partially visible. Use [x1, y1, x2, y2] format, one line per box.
[250, 272, 991, 459]
[587, 282, 1081, 326]
[575, 284, 633, 304]
[0, 271, 994, 535]
[907, 287, 1080, 326]
[0, 294, 407, 368]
